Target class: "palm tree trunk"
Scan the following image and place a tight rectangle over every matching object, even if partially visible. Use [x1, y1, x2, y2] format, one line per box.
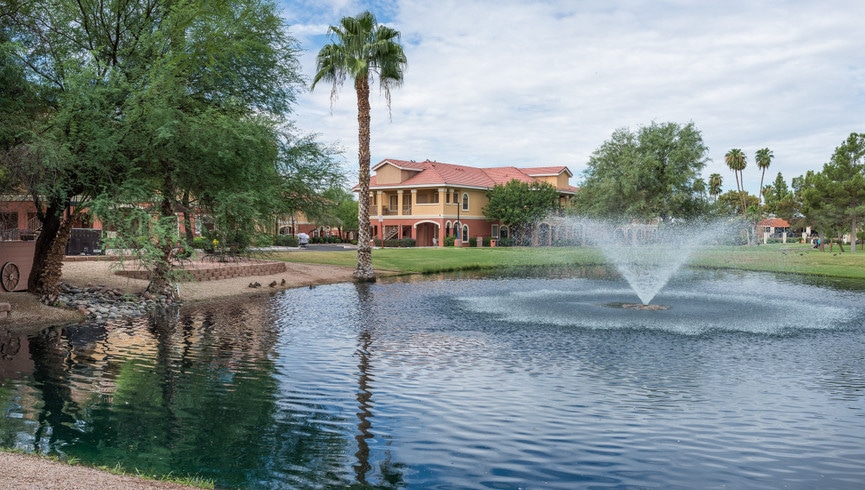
[353, 76, 376, 282]
[758, 169, 766, 206]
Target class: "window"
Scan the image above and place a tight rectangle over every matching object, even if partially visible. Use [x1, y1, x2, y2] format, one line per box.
[492, 225, 499, 238]
[0, 213, 18, 230]
[462, 224, 469, 241]
[462, 193, 469, 211]
[446, 221, 452, 237]
[389, 194, 398, 210]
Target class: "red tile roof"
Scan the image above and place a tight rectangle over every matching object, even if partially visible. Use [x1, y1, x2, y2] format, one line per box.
[757, 218, 790, 228]
[368, 159, 575, 193]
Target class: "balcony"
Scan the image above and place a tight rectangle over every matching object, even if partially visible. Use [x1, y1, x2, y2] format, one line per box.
[380, 205, 412, 216]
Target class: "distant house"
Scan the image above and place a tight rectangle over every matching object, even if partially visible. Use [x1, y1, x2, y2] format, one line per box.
[757, 217, 790, 240]
[358, 159, 577, 246]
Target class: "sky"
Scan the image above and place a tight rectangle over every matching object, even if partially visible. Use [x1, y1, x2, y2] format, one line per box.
[277, 0, 864, 195]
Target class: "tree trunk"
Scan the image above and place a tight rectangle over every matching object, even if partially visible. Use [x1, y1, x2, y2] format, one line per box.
[851, 216, 857, 253]
[353, 76, 375, 282]
[145, 171, 180, 300]
[28, 198, 74, 305]
[181, 191, 195, 244]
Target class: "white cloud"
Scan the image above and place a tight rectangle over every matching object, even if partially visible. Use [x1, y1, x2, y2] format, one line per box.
[283, 0, 865, 194]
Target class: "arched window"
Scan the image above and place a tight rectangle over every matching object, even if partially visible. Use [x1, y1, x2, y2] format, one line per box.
[462, 193, 469, 211]
[462, 224, 469, 242]
[446, 221, 452, 237]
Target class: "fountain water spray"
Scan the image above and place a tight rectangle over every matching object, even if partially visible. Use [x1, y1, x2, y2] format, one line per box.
[555, 217, 741, 305]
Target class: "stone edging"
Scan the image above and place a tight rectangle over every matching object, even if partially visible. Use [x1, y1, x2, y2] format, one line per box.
[114, 261, 287, 282]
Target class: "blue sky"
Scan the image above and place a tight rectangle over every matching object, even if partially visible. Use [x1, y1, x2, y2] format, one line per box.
[277, 0, 864, 195]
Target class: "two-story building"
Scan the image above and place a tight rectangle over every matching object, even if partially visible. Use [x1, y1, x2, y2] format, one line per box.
[363, 159, 577, 246]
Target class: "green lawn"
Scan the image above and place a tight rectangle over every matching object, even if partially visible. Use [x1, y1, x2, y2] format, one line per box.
[271, 242, 865, 280]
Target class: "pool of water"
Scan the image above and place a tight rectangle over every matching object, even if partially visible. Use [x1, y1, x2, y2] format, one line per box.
[2, 267, 865, 488]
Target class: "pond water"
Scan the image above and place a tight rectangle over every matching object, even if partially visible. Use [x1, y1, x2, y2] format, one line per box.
[2, 267, 865, 489]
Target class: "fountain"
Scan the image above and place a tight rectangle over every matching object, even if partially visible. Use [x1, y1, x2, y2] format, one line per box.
[558, 217, 740, 306]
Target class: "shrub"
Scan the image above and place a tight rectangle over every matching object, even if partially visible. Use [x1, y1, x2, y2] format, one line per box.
[275, 234, 299, 247]
[497, 237, 516, 247]
[444, 235, 456, 247]
[192, 236, 210, 250]
[373, 238, 416, 247]
[253, 234, 274, 247]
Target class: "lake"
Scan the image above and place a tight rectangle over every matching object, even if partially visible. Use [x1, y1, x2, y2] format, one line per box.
[1, 267, 864, 488]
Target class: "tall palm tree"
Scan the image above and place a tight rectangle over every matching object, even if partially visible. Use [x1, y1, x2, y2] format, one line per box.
[311, 11, 407, 282]
[755, 147, 774, 206]
[708, 173, 723, 202]
[725, 148, 747, 214]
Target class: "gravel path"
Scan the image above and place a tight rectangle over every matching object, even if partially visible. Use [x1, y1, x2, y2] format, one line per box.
[0, 256, 357, 488]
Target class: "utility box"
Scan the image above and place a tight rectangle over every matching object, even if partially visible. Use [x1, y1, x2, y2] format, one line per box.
[66, 228, 102, 255]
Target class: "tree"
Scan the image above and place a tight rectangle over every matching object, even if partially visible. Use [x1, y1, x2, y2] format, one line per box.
[717, 190, 759, 216]
[311, 11, 407, 282]
[708, 173, 723, 202]
[724, 148, 748, 215]
[763, 172, 790, 216]
[2, 0, 138, 301]
[802, 133, 865, 253]
[573, 121, 710, 222]
[483, 179, 561, 244]
[755, 147, 774, 206]
[3, 0, 318, 300]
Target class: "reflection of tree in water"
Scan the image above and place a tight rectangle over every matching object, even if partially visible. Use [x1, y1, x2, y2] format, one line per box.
[0, 329, 21, 360]
[28, 326, 95, 454]
[354, 327, 374, 483]
[352, 283, 405, 487]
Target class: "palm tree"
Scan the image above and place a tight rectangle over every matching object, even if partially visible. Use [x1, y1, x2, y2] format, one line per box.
[311, 11, 407, 282]
[725, 148, 747, 214]
[708, 173, 723, 202]
[755, 147, 774, 206]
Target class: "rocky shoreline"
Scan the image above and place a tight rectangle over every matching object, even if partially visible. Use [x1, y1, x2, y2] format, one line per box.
[56, 282, 175, 322]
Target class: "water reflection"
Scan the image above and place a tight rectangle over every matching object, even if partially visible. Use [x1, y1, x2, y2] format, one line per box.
[1, 269, 864, 488]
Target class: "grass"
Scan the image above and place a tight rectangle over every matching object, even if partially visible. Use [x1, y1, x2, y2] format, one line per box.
[272, 246, 608, 275]
[0, 448, 215, 488]
[272, 242, 865, 280]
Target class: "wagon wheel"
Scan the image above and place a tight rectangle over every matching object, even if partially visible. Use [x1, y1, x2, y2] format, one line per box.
[1, 262, 20, 292]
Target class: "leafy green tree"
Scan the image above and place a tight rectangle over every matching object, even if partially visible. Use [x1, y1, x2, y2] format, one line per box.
[724, 148, 748, 216]
[573, 121, 709, 222]
[802, 133, 865, 253]
[4, 0, 326, 300]
[306, 187, 358, 241]
[763, 172, 790, 216]
[716, 190, 759, 216]
[311, 10, 407, 282]
[484, 179, 561, 245]
[2, 0, 137, 300]
[755, 147, 774, 206]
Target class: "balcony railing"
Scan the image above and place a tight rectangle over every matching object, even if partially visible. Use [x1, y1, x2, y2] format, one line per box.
[380, 205, 412, 216]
